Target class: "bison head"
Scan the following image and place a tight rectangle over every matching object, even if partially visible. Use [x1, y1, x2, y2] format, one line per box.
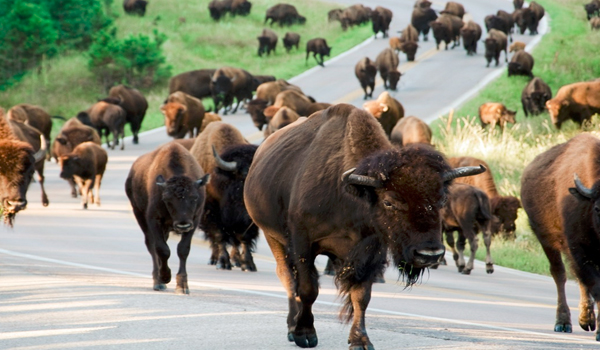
[161, 102, 188, 138]
[58, 152, 86, 181]
[388, 70, 402, 91]
[401, 41, 418, 61]
[296, 15, 307, 25]
[0, 141, 41, 226]
[501, 109, 517, 125]
[490, 196, 521, 238]
[320, 45, 332, 58]
[257, 36, 272, 57]
[545, 99, 567, 128]
[247, 99, 268, 131]
[156, 174, 209, 233]
[342, 145, 486, 285]
[360, 64, 377, 85]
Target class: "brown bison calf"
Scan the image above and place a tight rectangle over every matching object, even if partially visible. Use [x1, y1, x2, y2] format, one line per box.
[306, 38, 331, 67]
[375, 48, 402, 90]
[508, 50, 534, 78]
[479, 102, 516, 130]
[282, 32, 300, 52]
[546, 80, 600, 128]
[484, 29, 508, 67]
[161, 91, 205, 139]
[257, 28, 278, 57]
[390, 116, 431, 146]
[354, 57, 377, 99]
[59, 142, 107, 209]
[521, 77, 552, 117]
[509, 41, 526, 52]
[126, 142, 209, 294]
[363, 91, 405, 137]
[441, 183, 494, 275]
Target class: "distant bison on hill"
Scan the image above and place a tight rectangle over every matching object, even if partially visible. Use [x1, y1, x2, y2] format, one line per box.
[282, 32, 300, 52]
[306, 38, 331, 67]
[265, 3, 305, 26]
[257, 28, 278, 57]
[123, 0, 148, 16]
[169, 69, 216, 101]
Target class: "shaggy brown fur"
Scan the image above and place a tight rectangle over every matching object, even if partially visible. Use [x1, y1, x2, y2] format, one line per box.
[255, 79, 303, 105]
[83, 101, 126, 150]
[411, 3, 438, 41]
[371, 6, 393, 38]
[59, 142, 107, 209]
[263, 90, 317, 118]
[460, 21, 482, 55]
[210, 66, 254, 114]
[478, 102, 517, 130]
[484, 29, 508, 67]
[354, 57, 377, 99]
[521, 77, 552, 117]
[375, 48, 401, 90]
[390, 116, 431, 146]
[264, 3, 305, 27]
[7, 104, 53, 160]
[169, 69, 216, 100]
[545, 80, 600, 129]
[257, 28, 278, 57]
[201, 112, 222, 133]
[105, 85, 148, 144]
[264, 107, 300, 138]
[509, 41, 526, 52]
[441, 1, 465, 18]
[363, 91, 405, 138]
[161, 91, 205, 139]
[508, 50, 534, 78]
[283, 32, 300, 52]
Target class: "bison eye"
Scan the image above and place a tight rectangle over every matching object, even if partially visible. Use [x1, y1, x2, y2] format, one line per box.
[383, 200, 393, 209]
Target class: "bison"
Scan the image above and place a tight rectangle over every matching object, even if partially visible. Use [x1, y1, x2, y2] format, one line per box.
[508, 50, 534, 78]
[375, 48, 401, 90]
[460, 20, 482, 55]
[485, 14, 513, 43]
[231, 0, 251, 16]
[59, 142, 107, 209]
[441, 1, 465, 18]
[210, 66, 254, 114]
[328, 8, 343, 22]
[126, 142, 209, 294]
[201, 112, 222, 133]
[123, 0, 147, 16]
[105, 85, 148, 145]
[513, 0, 524, 10]
[339, 4, 372, 31]
[208, 0, 232, 21]
[363, 91, 405, 138]
[432, 14, 463, 50]
[390, 115, 432, 146]
[7, 104, 53, 160]
[520, 2, 544, 35]
[265, 3, 306, 27]
[263, 90, 328, 118]
[305, 38, 331, 67]
[189, 122, 259, 271]
[371, 6, 393, 38]
[484, 29, 508, 67]
[521, 133, 600, 340]
[441, 183, 494, 274]
[257, 28, 278, 57]
[354, 57, 377, 99]
[264, 106, 300, 138]
[478, 102, 516, 131]
[168, 69, 216, 101]
[244, 103, 484, 349]
[81, 102, 126, 150]
[585, 0, 600, 20]
[282, 32, 300, 52]
[161, 91, 205, 139]
[546, 80, 600, 129]
[449, 156, 522, 238]
[509, 41, 526, 52]
[401, 24, 419, 42]
[411, 3, 438, 41]
[0, 115, 45, 226]
[521, 77, 552, 117]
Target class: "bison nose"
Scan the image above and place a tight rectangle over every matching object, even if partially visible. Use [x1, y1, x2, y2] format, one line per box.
[5, 199, 27, 211]
[174, 221, 193, 232]
[412, 246, 445, 267]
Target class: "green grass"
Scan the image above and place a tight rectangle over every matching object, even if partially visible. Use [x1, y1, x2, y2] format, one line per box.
[0, 0, 372, 138]
[432, 0, 600, 277]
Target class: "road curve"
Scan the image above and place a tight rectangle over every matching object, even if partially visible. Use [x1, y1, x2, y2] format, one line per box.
[4, 1, 595, 350]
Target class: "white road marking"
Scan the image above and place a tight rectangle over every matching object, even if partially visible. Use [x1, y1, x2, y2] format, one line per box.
[0, 326, 115, 340]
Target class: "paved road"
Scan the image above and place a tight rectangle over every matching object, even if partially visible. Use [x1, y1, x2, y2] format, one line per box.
[4, 1, 594, 350]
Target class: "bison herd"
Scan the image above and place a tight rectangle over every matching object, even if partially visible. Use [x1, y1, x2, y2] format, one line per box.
[4, 0, 600, 348]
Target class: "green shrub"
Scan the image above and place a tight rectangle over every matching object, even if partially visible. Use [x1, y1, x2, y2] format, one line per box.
[88, 28, 171, 91]
[45, 0, 112, 49]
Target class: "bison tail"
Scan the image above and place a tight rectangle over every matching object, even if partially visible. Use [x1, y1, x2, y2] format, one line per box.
[476, 191, 493, 223]
[51, 115, 67, 121]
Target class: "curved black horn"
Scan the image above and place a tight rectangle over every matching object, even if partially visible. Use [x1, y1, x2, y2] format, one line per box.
[33, 135, 46, 162]
[443, 164, 486, 182]
[341, 168, 382, 188]
[574, 173, 593, 199]
[212, 145, 237, 172]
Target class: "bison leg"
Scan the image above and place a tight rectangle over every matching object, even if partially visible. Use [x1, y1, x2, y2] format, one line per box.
[118, 127, 125, 151]
[455, 232, 467, 273]
[578, 284, 596, 332]
[230, 245, 242, 268]
[240, 241, 257, 272]
[130, 117, 141, 144]
[462, 229, 478, 275]
[36, 164, 49, 207]
[292, 250, 319, 347]
[175, 230, 194, 295]
[444, 230, 460, 268]
[78, 178, 93, 210]
[153, 229, 172, 290]
[212, 230, 232, 270]
[482, 228, 494, 274]
[348, 281, 375, 350]
[323, 258, 336, 276]
[68, 177, 78, 198]
[93, 174, 102, 206]
[540, 239, 572, 332]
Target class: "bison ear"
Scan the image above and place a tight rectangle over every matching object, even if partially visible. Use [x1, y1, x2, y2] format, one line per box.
[56, 137, 67, 145]
[380, 103, 389, 112]
[156, 175, 166, 187]
[196, 174, 210, 188]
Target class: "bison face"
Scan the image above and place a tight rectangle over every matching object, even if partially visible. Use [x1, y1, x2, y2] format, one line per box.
[59, 154, 84, 180]
[257, 36, 271, 57]
[545, 99, 566, 128]
[530, 92, 549, 114]
[402, 42, 418, 61]
[321, 46, 332, 58]
[0, 143, 37, 226]
[502, 109, 517, 124]
[362, 65, 377, 84]
[388, 71, 401, 90]
[161, 102, 187, 137]
[247, 99, 268, 131]
[491, 196, 521, 237]
[157, 174, 209, 233]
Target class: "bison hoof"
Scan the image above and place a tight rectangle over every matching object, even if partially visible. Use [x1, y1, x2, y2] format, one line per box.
[217, 259, 232, 270]
[133, 136, 139, 144]
[83, 203, 88, 210]
[175, 286, 190, 295]
[596, 332, 600, 341]
[241, 261, 257, 272]
[457, 265, 465, 273]
[579, 312, 596, 332]
[349, 343, 374, 350]
[461, 268, 471, 275]
[293, 330, 318, 348]
[440, 257, 447, 265]
[288, 332, 295, 342]
[208, 257, 217, 265]
[554, 323, 572, 333]
[486, 264, 494, 274]
[153, 283, 167, 291]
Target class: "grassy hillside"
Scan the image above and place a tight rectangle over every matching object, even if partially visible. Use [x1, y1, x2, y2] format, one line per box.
[432, 0, 600, 276]
[0, 0, 371, 135]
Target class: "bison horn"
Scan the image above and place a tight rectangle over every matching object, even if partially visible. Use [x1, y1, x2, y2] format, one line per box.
[574, 173, 593, 199]
[33, 135, 46, 162]
[212, 145, 237, 172]
[156, 175, 166, 188]
[443, 164, 486, 182]
[341, 168, 382, 188]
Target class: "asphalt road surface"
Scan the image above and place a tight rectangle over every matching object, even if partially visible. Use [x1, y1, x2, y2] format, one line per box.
[4, 1, 596, 350]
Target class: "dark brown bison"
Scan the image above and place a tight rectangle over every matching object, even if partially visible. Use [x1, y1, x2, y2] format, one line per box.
[411, 4, 438, 41]
[441, 1, 465, 18]
[441, 183, 494, 274]
[484, 29, 508, 67]
[508, 50, 534, 78]
[169, 69, 216, 101]
[546, 80, 600, 129]
[282, 32, 300, 52]
[431, 14, 463, 50]
[400, 24, 419, 42]
[521, 77, 552, 117]
[485, 14, 513, 43]
[161, 91, 205, 139]
[210, 67, 254, 114]
[449, 156, 521, 238]
[513, 0, 524, 10]
[521, 133, 600, 340]
[190, 122, 259, 271]
[257, 28, 278, 57]
[375, 48, 401, 90]
[7, 104, 53, 160]
[126, 142, 209, 294]
[58, 142, 107, 209]
[104, 85, 148, 144]
[390, 115, 432, 146]
[81, 102, 126, 150]
[208, 0, 232, 20]
[354, 57, 377, 99]
[371, 6, 393, 38]
[497, 10, 515, 34]
[265, 3, 306, 26]
[123, 0, 147, 16]
[339, 4, 372, 31]
[305, 38, 331, 67]
[478, 102, 516, 130]
[264, 106, 300, 138]
[244, 103, 484, 349]
[255, 79, 303, 105]
[0, 115, 45, 226]
[460, 20, 482, 55]
[521, 1, 544, 35]
[400, 41, 419, 61]
[585, 0, 600, 20]
[231, 0, 252, 16]
[363, 91, 405, 137]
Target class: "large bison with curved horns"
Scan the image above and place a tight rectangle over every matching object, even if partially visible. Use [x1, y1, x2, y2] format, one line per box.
[244, 103, 485, 349]
[521, 133, 600, 341]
